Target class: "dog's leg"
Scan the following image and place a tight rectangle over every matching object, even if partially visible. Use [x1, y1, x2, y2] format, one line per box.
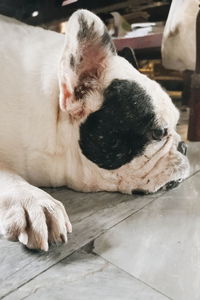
[0, 164, 72, 251]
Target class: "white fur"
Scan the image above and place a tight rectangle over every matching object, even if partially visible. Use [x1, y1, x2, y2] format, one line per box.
[0, 10, 189, 250]
[162, 0, 199, 71]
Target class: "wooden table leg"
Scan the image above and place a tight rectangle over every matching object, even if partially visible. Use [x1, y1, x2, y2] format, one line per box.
[188, 74, 200, 141]
[182, 70, 193, 106]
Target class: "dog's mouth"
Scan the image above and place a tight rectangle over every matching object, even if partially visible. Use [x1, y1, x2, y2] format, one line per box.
[164, 141, 187, 191]
[132, 141, 188, 195]
[177, 141, 187, 156]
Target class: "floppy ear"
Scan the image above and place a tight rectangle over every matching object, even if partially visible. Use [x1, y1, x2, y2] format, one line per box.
[59, 9, 116, 118]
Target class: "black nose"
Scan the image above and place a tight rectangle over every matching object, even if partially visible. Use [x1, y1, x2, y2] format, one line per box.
[165, 179, 182, 191]
[177, 141, 187, 156]
[152, 128, 168, 141]
[132, 189, 149, 195]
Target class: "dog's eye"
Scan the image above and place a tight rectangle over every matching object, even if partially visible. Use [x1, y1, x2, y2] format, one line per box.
[152, 128, 168, 141]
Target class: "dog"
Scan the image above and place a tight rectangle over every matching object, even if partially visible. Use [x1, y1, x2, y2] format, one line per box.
[0, 9, 189, 251]
[162, 0, 198, 71]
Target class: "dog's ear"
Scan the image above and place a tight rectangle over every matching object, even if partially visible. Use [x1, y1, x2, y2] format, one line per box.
[59, 9, 116, 116]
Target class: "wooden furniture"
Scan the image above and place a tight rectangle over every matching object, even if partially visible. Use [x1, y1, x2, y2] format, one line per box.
[113, 32, 162, 52]
[188, 9, 200, 141]
[114, 32, 163, 63]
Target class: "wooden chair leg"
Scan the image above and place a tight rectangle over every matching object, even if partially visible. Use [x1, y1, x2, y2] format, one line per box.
[188, 74, 200, 141]
[182, 70, 193, 106]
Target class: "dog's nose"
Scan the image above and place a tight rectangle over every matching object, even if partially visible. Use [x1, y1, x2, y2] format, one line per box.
[165, 179, 182, 191]
[177, 141, 187, 156]
[152, 128, 168, 141]
[132, 189, 149, 195]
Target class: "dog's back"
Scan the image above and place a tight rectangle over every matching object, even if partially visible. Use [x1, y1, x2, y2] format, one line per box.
[0, 15, 68, 184]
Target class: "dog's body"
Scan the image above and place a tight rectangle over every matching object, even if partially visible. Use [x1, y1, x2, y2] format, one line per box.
[0, 16, 71, 187]
[0, 10, 189, 251]
[162, 0, 198, 71]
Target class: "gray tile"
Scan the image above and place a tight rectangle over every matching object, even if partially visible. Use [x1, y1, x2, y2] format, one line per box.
[94, 171, 200, 300]
[0, 189, 160, 298]
[187, 142, 200, 175]
[0, 141, 198, 298]
[4, 250, 170, 300]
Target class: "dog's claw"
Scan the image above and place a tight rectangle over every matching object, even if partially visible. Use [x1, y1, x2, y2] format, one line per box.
[66, 221, 72, 233]
[18, 231, 28, 245]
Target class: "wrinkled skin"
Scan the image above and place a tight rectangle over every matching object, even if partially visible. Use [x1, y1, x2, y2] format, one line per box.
[0, 10, 189, 251]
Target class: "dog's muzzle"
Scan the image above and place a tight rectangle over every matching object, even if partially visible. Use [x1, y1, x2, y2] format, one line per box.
[177, 141, 187, 156]
[132, 141, 188, 195]
[165, 141, 187, 191]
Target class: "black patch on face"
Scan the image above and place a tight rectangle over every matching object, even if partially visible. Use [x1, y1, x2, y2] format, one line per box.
[70, 54, 75, 69]
[79, 79, 159, 170]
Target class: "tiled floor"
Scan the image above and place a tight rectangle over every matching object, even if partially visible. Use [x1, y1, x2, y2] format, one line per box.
[0, 133, 200, 298]
[94, 169, 200, 300]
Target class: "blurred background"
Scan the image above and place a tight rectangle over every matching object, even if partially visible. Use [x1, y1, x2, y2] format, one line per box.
[0, 0, 189, 138]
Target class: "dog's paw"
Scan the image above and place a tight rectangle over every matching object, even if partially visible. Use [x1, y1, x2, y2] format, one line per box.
[0, 188, 72, 251]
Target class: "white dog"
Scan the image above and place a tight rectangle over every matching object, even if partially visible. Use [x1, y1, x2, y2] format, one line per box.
[162, 0, 199, 71]
[0, 10, 189, 251]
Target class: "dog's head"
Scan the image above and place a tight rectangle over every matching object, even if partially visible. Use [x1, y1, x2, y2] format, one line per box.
[58, 10, 189, 194]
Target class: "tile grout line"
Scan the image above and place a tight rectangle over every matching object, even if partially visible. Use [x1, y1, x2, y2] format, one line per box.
[86, 167, 200, 242]
[188, 168, 200, 178]
[2, 169, 199, 299]
[89, 170, 200, 300]
[1, 187, 166, 298]
[90, 169, 200, 300]
[0, 196, 160, 299]
[93, 254, 175, 300]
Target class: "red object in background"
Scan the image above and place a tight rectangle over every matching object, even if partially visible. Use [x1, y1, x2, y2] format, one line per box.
[113, 32, 163, 51]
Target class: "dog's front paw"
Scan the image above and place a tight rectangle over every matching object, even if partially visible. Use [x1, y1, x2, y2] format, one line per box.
[0, 188, 72, 251]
